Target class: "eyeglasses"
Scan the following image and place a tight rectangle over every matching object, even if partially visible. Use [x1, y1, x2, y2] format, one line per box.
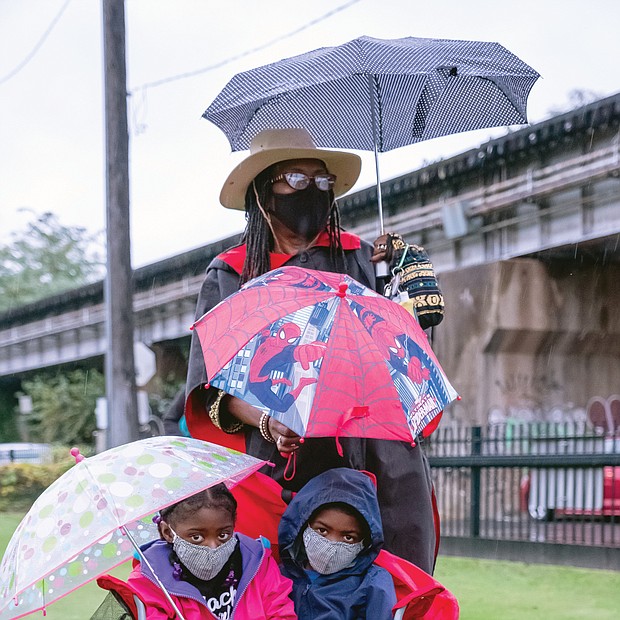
[271, 172, 336, 192]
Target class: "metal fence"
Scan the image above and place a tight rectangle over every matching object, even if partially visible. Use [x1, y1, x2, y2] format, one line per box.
[426, 422, 620, 559]
[0, 443, 52, 465]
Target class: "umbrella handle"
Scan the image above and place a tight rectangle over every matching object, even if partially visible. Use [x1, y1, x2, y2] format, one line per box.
[375, 260, 390, 278]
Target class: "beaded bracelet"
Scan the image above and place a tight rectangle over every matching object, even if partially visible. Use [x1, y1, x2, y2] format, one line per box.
[258, 411, 276, 443]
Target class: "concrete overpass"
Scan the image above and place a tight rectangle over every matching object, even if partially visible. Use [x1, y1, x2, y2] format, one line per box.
[1, 93, 619, 424]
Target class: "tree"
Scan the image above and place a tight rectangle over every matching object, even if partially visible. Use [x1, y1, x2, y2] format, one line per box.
[546, 88, 603, 117]
[0, 210, 104, 312]
[20, 369, 105, 445]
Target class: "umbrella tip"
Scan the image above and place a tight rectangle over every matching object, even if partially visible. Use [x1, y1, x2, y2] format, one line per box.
[336, 282, 348, 298]
[457, 395, 462, 401]
[70, 447, 85, 463]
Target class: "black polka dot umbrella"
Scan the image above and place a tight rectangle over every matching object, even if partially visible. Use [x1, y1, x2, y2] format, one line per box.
[204, 35, 539, 233]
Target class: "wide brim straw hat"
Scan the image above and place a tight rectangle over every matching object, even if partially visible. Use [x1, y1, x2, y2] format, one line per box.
[219, 128, 362, 210]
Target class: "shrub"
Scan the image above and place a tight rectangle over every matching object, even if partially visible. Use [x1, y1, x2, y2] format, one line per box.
[20, 369, 104, 445]
[0, 453, 86, 512]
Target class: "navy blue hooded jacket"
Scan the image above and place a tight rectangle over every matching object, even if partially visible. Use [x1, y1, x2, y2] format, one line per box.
[278, 468, 397, 620]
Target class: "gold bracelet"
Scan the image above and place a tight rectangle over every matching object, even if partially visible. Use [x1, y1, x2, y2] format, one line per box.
[258, 412, 276, 443]
[208, 390, 244, 434]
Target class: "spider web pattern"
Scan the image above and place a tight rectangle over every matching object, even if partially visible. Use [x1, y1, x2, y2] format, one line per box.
[195, 284, 334, 378]
[308, 300, 413, 441]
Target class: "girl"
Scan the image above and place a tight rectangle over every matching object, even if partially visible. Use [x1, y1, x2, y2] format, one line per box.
[127, 483, 297, 619]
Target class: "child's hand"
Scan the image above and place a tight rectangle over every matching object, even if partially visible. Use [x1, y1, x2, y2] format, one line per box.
[268, 417, 302, 454]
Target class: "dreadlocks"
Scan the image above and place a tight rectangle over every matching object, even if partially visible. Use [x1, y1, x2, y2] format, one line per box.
[240, 164, 345, 285]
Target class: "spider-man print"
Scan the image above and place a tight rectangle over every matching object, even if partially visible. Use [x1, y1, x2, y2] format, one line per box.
[350, 302, 429, 384]
[248, 322, 327, 412]
[386, 333, 431, 384]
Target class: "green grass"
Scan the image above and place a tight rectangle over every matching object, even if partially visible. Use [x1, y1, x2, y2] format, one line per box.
[434, 555, 620, 620]
[2, 512, 619, 619]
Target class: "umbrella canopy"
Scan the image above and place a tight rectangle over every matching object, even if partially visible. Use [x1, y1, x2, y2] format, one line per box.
[204, 34, 539, 152]
[0, 436, 265, 620]
[203, 34, 539, 232]
[193, 266, 458, 445]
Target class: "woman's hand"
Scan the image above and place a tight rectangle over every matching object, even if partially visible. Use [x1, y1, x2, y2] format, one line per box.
[268, 417, 302, 455]
[222, 395, 301, 454]
[370, 233, 394, 264]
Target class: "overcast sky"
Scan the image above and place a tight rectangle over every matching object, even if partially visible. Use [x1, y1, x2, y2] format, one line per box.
[1, 0, 619, 267]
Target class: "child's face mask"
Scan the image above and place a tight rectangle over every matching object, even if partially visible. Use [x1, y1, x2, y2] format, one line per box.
[302, 526, 364, 575]
[170, 527, 237, 581]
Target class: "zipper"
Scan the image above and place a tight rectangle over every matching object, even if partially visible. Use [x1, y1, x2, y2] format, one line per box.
[230, 544, 265, 620]
[141, 571, 218, 619]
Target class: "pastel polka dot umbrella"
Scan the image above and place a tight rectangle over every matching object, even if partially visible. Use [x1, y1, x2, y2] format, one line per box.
[0, 436, 266, 620]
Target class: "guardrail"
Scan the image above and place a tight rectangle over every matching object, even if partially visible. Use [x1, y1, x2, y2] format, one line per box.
[0, 443, 53, 465]
[0, 274, 204, 347]
[351, 142, 620, 240]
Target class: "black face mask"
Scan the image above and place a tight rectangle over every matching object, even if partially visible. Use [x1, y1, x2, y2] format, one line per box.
[271, 184, 332, 241]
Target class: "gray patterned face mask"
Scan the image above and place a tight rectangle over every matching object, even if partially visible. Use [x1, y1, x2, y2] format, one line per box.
[302, 526, 364, 575]
[170, 527, 237, 581]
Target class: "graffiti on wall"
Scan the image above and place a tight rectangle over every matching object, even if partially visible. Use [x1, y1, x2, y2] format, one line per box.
[585, 395, 620, 433]
[437, 366, 619, 432]
[488, 370, 586, 424]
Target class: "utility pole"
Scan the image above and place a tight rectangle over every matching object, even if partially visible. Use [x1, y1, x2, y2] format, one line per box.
[102, 0, 140, 447]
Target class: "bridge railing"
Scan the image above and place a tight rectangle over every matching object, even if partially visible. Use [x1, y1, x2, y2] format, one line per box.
[352, 141, 620, 240]
[0, 274, 204, 347]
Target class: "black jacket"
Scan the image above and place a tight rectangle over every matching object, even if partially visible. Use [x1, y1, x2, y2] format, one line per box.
[185, 236, 436, 573]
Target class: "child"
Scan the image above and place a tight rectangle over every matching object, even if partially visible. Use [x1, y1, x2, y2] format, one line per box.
[278, 468, 397, 620]
[127, 483, 297, 619]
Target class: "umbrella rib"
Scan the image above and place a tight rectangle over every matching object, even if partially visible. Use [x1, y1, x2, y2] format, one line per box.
[124, 529, 188, 620]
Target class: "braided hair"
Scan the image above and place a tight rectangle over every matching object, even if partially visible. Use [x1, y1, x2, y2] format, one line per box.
[159, 483, 237, 528]
[240, 163, 345, 285]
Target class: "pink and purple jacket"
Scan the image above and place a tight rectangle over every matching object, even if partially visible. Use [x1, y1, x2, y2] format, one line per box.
[126, 534, 297, 619]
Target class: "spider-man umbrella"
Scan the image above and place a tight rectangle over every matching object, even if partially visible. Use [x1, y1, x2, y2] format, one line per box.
[0, 437, 266, 620]
[193, 266, 458, 450]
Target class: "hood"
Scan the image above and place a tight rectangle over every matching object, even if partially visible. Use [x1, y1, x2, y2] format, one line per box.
[278, 468, 384, 573]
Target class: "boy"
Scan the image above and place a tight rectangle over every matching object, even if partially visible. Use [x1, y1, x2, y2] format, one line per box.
[278, 468, 396, 620]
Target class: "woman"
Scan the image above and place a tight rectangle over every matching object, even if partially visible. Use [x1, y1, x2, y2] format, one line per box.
[185, 128, 437, 573]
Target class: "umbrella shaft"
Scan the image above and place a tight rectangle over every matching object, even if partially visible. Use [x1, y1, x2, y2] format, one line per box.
[125, 528, 188, 620]
[373, 145, 385, 235]
[367, 74, 384, 235]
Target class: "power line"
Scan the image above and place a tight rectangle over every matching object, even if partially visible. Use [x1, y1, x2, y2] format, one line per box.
[0, 0, 72, 86]
[130, 0, 362, 93]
